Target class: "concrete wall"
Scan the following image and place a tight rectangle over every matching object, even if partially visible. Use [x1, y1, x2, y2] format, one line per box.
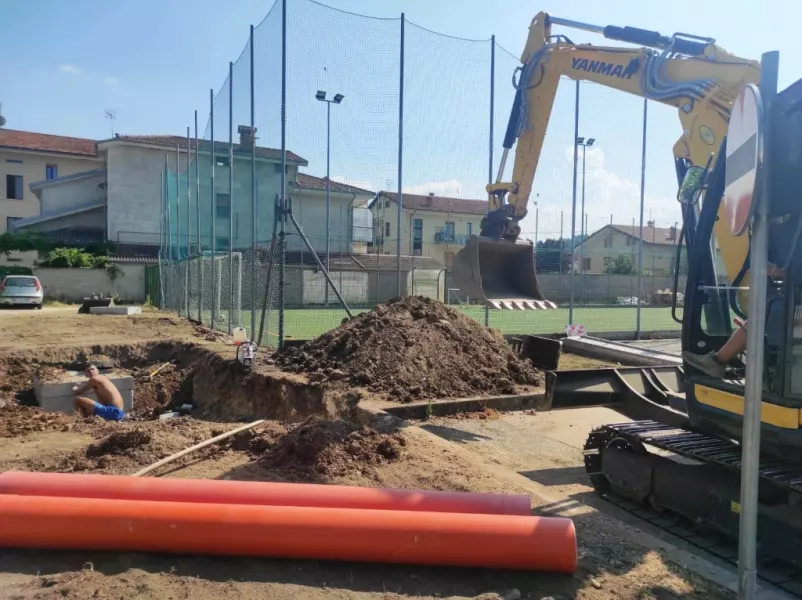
[24, 208, 105, 233]
[105, 145, 163, 244]
[534, 273, 684, 304]
[35, 264, 147, 303]
[290, 188, 373, 253]
[37, 172, 105, 214]
[1, 149, 101, 234]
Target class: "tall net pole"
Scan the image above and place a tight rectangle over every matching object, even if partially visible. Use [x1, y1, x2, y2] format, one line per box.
[569, 81, 580, 325]
[278, 0, 287, 349]
[485, 35, 494, 327]
[195, 110, 202, 323]
[395, 13, 405, 297]
[250, 24, 257, 341]
[210, 88, 217, 328]
[636, 99, 647, 338]
[228, 60, 235, 335]
[185, 126, 191, 316]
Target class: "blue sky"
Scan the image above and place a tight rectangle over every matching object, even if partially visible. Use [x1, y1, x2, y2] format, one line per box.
[1, 0, 796, 237]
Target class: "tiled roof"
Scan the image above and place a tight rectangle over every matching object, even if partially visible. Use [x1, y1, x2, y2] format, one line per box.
[108, 134, 307, 164]
[375, 191, 486, 216]
[293, 173, 374, 195]
[0, 128, 97, 156]
[606, 224, 679, 247]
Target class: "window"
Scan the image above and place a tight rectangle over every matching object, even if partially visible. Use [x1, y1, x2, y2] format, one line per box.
[466, 222, 472, 237]
[384, 222, 391, 237]
[6, 175, 23, 200]
[215, 155, 230, 168]
[46, 164, 58, 180]
[603, 256, 611, 269]
[626, 236, 634, 247]
[444, 221, 455, 237]
[384, 199, 390, 209]
[5, 159, 22, 164]
[583, 257, 591, 271]
[215, 193, 230, 219]
[215, 236, 229, 250]
[273, 164, 289, 174]
[6, 217, 21, 231]
[603, 234, 612, 248]
[413, 218, 423, 255]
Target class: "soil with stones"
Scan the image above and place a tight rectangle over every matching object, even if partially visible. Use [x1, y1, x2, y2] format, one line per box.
[277, 296, 542, 402]
[259, 417, 407, 480]
[0, 404, 90, 438]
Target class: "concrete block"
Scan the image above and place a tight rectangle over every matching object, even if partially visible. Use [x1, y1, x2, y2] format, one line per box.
[33, 370, 134, 414]
[89, 306, 142, 315]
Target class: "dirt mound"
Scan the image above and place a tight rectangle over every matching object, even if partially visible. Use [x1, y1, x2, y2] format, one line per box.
[0, 404, 82, 438]
[260, 417, 406, 479]
[43, 419, 242, 474]
[277, 296, 541, 401]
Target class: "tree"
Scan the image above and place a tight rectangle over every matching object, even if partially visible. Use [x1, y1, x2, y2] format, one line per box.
[0, 232, 51, 257]
[605, 253, 636, 275]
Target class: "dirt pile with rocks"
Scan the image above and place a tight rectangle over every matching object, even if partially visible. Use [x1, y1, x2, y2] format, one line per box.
[260, 417, 406, 480]
[277, 296, 541, 401]
[39, 419, 241, 474]
[0, 404, 83, 438]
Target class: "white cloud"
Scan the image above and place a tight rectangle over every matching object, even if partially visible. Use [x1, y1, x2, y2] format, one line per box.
[104, 76, 119, 86]
[403, 179, 465, 197]
[562, 145, 678, 225]
[59, 64, 82, 74]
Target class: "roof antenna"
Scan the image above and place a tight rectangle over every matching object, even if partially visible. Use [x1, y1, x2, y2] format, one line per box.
[104, 109, 116, 137]
[0, 103, 6, 127]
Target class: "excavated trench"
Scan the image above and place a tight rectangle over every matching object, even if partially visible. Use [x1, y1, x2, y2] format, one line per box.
[0, 340, 356, 424]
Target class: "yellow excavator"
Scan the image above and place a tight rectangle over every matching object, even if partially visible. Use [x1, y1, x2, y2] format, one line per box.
[451, 12, 760, 309]
[465, 12, 802, 583]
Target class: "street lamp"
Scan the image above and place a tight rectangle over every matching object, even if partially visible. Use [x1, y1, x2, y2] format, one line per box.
[576, 137, 595, 304]
[316, 90, 345, 306]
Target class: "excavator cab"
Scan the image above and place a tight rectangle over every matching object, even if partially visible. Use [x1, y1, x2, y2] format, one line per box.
[450, 236, 555, 310]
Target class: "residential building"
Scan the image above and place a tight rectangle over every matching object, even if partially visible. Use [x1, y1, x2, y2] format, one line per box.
[576, 221, 680, 274]
[289, 174, 374, 253]
[15, 128, 309, 253]
[368, 191, 485, 267]
[0, 129, 100, 262]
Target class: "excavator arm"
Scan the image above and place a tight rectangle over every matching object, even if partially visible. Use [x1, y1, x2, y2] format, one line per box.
[452, 12, 760, 309]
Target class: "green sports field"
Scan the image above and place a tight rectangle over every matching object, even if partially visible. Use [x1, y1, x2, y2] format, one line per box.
[207, 305, 682, 346]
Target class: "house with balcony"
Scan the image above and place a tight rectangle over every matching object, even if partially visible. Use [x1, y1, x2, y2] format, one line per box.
[0, 129, 101, 264]
[368, 191, 485, 267]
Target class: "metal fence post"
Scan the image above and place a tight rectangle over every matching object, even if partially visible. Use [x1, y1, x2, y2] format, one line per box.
[250, 24, 257, 341]
[185, 126, 191, 316]
[396, 13, 405, 297]
[278, 0, 287, 349]
[195, 110, 202, 323]
[485, 34, 494, 327]
[559, 210, 563, 275]
[228, 60, 235, 334]
[569, 81, 580, 325]
[636, 99, 647, 338]
[210, 88, 218, 329]
[738, 50, 778, 600]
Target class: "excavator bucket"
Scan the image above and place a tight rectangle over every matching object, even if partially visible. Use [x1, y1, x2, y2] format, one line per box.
[450, 236, 556, 310]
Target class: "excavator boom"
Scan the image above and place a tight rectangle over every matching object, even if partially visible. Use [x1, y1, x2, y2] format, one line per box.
[451, 12, 760, 309]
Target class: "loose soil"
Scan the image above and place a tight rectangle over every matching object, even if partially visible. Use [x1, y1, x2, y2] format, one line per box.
[0, 308, 733, 599]
[277, 296, 542, 402]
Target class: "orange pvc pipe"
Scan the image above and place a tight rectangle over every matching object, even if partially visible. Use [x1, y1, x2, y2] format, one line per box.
[0, 494, 576, 572]
[0, 471, 531, 516]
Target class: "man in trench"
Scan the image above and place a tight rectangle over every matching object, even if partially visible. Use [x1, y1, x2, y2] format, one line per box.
[72, 364, 126, 421]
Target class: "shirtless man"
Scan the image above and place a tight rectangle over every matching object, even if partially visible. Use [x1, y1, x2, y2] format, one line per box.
[72, 364, 126, 421]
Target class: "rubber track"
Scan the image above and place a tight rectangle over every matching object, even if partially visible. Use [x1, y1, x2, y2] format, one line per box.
[584, 421, 802, 597]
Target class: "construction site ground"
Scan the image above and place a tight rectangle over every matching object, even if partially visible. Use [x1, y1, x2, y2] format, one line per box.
[0, 308, 736, 600]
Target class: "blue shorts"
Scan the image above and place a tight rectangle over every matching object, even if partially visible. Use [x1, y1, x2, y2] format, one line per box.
[93, 402, 126, 421]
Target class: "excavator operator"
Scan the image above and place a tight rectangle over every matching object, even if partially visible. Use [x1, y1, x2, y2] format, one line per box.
[682, 262, 785, 377]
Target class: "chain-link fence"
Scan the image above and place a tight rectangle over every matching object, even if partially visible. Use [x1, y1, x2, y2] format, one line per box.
[151, 0, 690, 347]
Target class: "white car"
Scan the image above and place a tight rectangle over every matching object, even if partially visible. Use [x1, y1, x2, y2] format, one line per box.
[0, 276, 43, 309]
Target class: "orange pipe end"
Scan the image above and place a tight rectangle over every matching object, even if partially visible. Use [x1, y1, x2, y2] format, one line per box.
[0, 471, 531, 516]
[0, 494, 577, 572]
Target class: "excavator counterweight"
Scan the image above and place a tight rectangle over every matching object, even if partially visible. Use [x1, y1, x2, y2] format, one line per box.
[451, 236, 554, 309]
